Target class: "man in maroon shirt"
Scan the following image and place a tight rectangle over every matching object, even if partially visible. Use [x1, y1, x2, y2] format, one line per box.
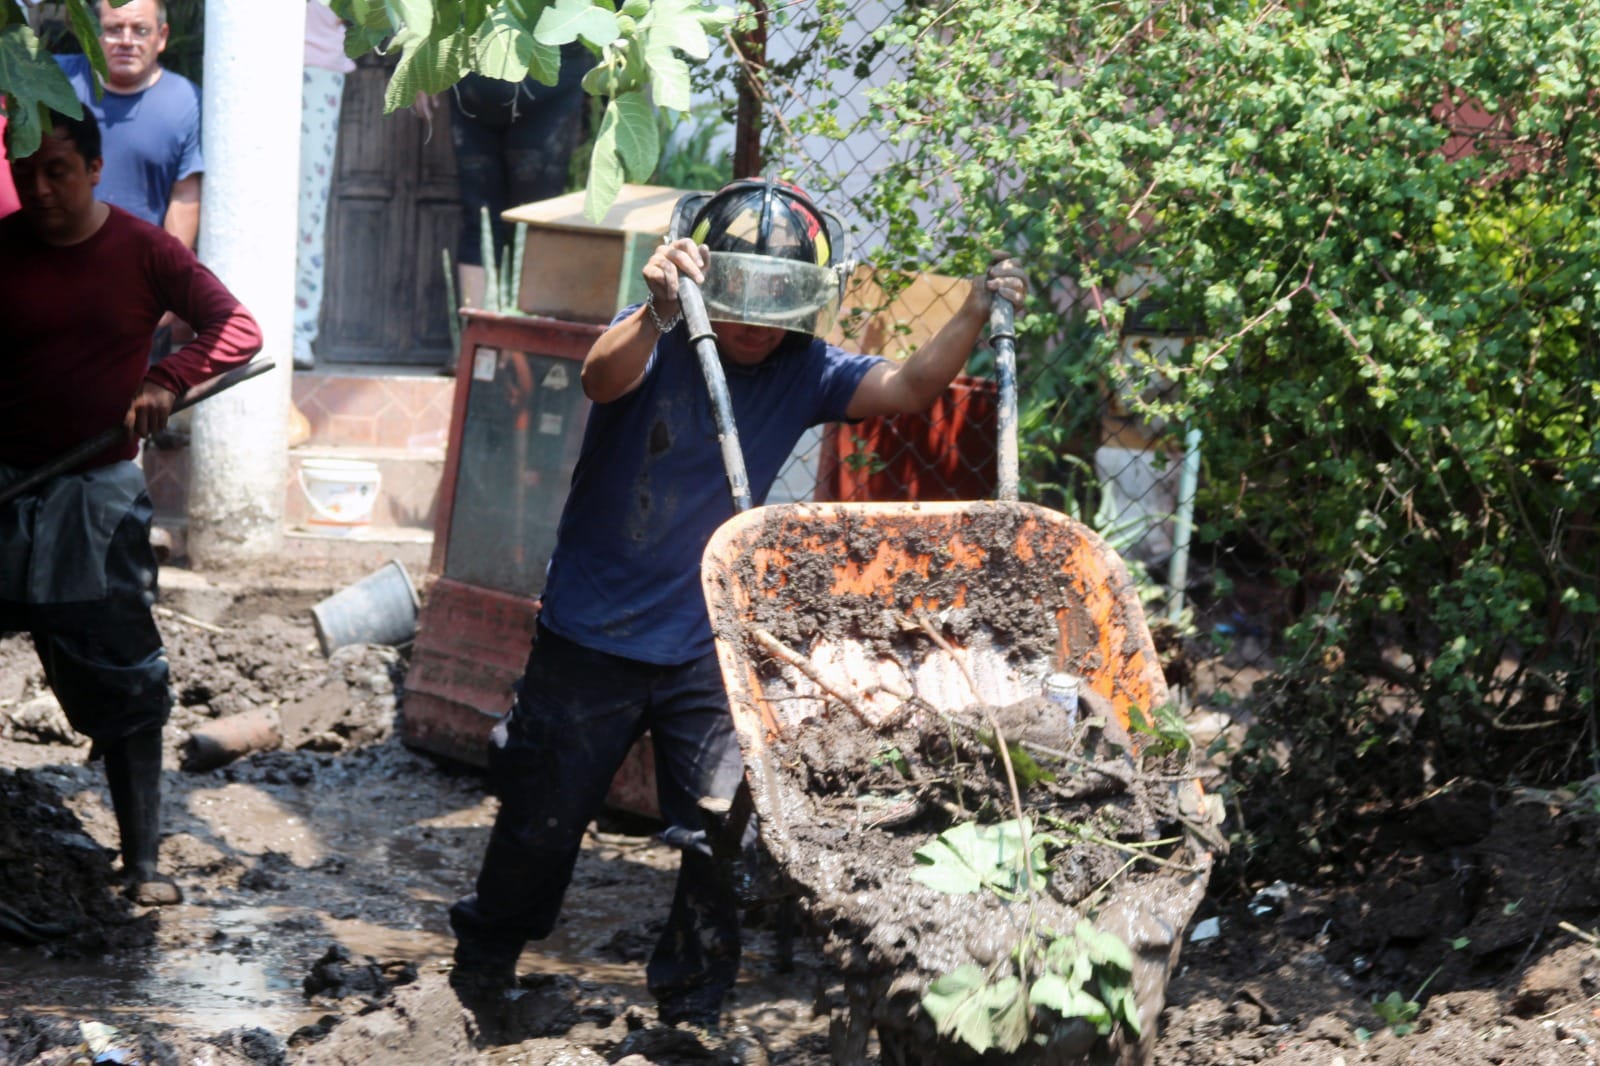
[0, 110, 262, 907]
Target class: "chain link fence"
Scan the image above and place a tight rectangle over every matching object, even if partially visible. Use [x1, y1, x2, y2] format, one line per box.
[730, 2, 1259, 733]
[721, 1, 1598, 774]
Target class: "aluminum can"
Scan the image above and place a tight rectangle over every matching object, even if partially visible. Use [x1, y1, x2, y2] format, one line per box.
[1042, 672, 1080, 715]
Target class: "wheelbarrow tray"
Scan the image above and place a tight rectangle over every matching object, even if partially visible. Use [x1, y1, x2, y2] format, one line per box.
[701, 499, 1211, 1061]
[703, 499, 1170, 838]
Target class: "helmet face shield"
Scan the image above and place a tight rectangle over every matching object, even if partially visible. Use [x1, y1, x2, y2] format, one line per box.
[700, 252, 842, 335]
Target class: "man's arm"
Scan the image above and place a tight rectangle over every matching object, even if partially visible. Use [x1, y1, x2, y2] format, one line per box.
[163, 173, 202, 250]
[844, 257, 1028, 420]
[582, 238, 710, 403]
[142, 235, 263, 404]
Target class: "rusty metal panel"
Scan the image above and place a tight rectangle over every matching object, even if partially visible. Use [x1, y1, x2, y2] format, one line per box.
[401, 576, 659, 818]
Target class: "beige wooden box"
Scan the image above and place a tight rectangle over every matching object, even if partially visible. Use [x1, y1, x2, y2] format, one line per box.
[502, 183, 692, 324]
[824, 267, 968, 359]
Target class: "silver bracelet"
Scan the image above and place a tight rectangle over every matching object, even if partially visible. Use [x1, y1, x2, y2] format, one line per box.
[646, 296, 683, 334]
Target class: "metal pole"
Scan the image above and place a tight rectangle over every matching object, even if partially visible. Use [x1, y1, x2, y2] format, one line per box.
[990, 296, 1019, 502]
[679, 278, 753, 513]
[1168, 426, 1203, 623]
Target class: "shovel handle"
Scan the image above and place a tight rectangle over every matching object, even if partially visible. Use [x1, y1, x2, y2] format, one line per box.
[679, 278, 753, 514]
[0, 358, 276, 508]
[990, 296, 1019, 503]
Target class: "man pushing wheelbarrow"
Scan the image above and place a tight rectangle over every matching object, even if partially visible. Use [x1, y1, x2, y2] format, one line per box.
[447, 178, 1028, 1031]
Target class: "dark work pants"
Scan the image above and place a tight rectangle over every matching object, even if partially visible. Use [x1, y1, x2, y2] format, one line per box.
[0, 493, 171, 745]
[449, 46, 594, 267]
[449, 623, 748, 1009]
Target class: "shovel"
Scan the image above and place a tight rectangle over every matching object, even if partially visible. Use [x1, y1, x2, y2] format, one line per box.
[0, 358, 277, 508]
[678, 276, 753, 515]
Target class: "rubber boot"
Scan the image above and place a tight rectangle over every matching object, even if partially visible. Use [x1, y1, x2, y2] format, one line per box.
[103, 729, 181, 905]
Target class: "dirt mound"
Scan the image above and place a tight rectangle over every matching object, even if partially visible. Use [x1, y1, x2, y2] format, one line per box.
[0, 1011, 277, 1066]
[6, 563, 1600, 1066]
[0, 768, 151, 955]
[1157, 786, 1600, 1065]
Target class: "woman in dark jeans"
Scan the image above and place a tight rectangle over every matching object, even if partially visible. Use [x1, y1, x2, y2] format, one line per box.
[449, 43, 596, 315]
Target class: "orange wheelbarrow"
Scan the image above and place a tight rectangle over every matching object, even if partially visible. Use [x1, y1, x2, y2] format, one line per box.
[684, 286, 1214, 1063]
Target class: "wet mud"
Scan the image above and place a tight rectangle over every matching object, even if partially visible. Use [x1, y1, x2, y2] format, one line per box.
[3, 561, 1600, 1065]
[702, 503, 1214, 1062]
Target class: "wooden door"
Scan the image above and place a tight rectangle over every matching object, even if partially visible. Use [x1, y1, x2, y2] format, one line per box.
[319, 54, 460, 367]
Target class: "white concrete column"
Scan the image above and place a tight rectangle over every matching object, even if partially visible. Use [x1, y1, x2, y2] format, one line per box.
[186, 3, 306, 563]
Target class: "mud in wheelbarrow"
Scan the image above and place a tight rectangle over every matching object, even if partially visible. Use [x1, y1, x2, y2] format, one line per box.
[702, 499, 1215, 1065]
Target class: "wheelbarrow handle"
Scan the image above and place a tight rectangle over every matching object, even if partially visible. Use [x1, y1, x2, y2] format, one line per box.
[990, 295, 1020, 503]
[679, 277, 754, 514]
[0, 357, 277, 508]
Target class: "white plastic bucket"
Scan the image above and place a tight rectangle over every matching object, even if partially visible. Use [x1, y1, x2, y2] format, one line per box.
[298, 458, 381, 531]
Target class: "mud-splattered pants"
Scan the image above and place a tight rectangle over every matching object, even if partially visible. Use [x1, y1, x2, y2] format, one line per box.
[0, 468, 170, 745]
[450, 622, 747, 1016]
[447, 50, 593, 268]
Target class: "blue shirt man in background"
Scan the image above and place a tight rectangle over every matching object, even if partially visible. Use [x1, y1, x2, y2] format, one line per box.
[57, 0, 202, 250]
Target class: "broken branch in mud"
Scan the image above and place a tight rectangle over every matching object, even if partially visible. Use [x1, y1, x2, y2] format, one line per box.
[749, 627, 878, 730]
[897, 608, 1036, 871]
[154, 604, 228, 635]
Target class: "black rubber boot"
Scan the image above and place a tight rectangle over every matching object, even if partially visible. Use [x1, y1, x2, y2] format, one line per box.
[103, 729, 181, 905]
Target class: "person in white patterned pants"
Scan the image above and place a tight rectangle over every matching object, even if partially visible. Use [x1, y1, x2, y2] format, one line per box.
[292, 0, 354, 370]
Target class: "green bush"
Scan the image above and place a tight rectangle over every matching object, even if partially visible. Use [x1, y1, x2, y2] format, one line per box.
[815, 0, 1599, 868]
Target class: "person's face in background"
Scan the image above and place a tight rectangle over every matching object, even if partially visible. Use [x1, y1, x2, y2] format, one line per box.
[99, 0, 169, 93]
[12, 126, 103, 245]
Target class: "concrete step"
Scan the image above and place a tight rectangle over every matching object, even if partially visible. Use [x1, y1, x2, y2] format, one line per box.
[154, 521, 433, 576]
[143, 368, 454, 567]
[283, 526, 433, 573]
[147, 442, 445, 536]
[286, 444, 446, 533]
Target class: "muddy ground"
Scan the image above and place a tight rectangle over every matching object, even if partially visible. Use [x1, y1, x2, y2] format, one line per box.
[2, 561, 1599, 1065]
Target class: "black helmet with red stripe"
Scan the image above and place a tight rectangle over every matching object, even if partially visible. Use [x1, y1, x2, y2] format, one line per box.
[668, 179, 854, 335]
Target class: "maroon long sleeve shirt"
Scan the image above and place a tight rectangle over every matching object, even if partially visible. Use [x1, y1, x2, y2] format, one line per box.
[0, 205, 263, 471]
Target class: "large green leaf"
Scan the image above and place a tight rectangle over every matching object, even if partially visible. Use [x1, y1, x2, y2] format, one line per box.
[470, 6, 536, 81]
[330, 0, 394, 57]
[583, 99, 624, 222]
[1, 25, 85, 158]
[1098, 972, 1144, 1038]
[1073, 918, 1136, 973]
[642, 40, 691, 112]
[909, 818, 1051, 898]
[641, 0, 712, 61]
[526, 35, 562, 85]
[64, 0, 109, 87]
[612, 89, 659, 181]
[534, 0, 619, 50]
[1029, 972, 1113, 1032]
[694, 5, 735, 32]
[388, 0, 437, 48]
[580, 58, 616, 97]
[384, 30, 470, 112]
[921, 966, 1027, 1055]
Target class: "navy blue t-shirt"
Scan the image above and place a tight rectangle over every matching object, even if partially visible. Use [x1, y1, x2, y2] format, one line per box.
[58, 55, 203, 228]
[539, 313, 883, 665]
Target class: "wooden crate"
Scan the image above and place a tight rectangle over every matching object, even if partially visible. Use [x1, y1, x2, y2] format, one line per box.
[502, 183, 692, 324]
